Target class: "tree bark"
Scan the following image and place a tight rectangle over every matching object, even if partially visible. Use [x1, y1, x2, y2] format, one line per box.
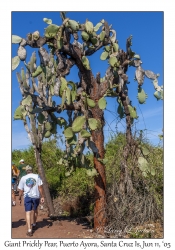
[35, 148, 55, 216]
[91, 106, 106, 234]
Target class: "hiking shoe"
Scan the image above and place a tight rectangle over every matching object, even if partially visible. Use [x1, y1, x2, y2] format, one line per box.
[32, 224, 37, 231]
[12, 201, 16, 206]
[26, 231, 33, 237]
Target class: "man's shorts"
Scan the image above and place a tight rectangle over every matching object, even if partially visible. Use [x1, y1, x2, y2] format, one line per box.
[24, 197, 40, 211]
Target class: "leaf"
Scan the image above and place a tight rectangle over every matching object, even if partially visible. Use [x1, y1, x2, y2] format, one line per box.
[45, 122, 52, 131]
[21, 95, 32, 106]
[87, 98, 96, 108]
[44, 24, 59, 38]
[44, 130, 51, 138]
[12, 56, 20, 71]
[67, 134, 77, 145]
[109, 57, 118, 67]
[81, 31, 89, 41]
[98, 97, 107, 110]
[113, 43, 119, 52]
[137, 87, 148, 104]
[13, 106, 26, 120]
[64, 127, 74, 139]
[99, 31, 106, 41]
[32, 66, 43, 78]
[85, 21, 94, 34]
[61, 90, 66, 109]
[150, 167, 155, 176]
[43, 18, 52, 25]
[68, 20, 79, 31]
[59, 77, 67, 96]
[66, 87, 72, 105]
[141, 146, 150, 156]
[72, 116, 86, 133]
[88, 118, 98, 130]
[138, 157, 149, 172]
[82, 56, 90, 70]
[105, 46, 110, 52]
[80, 129, 91, 138]
[12, 35, 22, 44]
[37, 113, 46, 124]
[94, 22, 102, 32]
[128, 105, 138, 119]
[100, 51, 109, 61]
[134, 54, 140, 59]
[71, 90, 77, 102]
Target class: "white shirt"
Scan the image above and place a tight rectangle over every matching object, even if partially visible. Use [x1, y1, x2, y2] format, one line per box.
[18, 173, 43, 198]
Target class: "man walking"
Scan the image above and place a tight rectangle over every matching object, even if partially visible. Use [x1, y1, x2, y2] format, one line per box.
[18, 159, 27, 179]
[18, 165, 44, 236]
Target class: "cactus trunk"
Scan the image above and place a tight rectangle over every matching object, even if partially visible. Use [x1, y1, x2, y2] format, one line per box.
[91, 106, 106, 234]
[35, 147, 55, 216]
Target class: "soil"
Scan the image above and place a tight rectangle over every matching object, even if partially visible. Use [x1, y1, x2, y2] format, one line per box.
[12, 195, 98, 239]
[12, 193, 163, 239]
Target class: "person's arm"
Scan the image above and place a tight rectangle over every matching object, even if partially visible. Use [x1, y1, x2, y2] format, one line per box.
[38, 185, 44, 203]
[18, 189, 23, 205]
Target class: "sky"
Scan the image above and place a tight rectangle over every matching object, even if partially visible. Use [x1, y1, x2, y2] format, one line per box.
[12, 11, 163, 150]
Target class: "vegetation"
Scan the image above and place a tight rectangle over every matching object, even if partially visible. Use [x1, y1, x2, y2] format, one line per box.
[12, 133, 163, 237]
[12, 12, 163, 232]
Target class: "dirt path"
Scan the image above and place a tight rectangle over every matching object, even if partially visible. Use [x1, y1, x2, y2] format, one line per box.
[12, 198, 95, 239]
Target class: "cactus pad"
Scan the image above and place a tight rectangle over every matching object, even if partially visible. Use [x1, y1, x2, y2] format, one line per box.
[137, 87, 148, 104]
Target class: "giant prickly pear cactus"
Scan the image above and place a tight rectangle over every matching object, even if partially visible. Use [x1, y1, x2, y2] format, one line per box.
[12, 12, 163, 233]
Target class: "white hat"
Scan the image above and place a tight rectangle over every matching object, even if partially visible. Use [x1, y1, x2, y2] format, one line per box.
[19, 159, 25, 163]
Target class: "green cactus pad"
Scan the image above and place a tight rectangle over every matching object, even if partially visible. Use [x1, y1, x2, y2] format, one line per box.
[81, 31, 90, 42]
[128, 105, 138, 119]
[68, 20, 79, 31]
[85, 21, 94, 34]
[82, 56, 90, 70]
[32, 66, 43, 78]
[64, 127, 74, 139]
[44, 130, 51, 138]
[113, 43, 119, 52]
[66, 87, 71, 105]
[99, 31, 106, 41]
[117, 103, 124, 119]
[80, 129, 91, 138]
[43, 18, 52, 25]
[94, 22, 102, 32]
[154, 91, 162, 100]
[98, 97, 107, 110]
[141, 146, 150, 156]
[44, 24, 59, 38]
[100, 51, 109, 61]
[12, 56, 20, 71]
[37, 113, 46, 124]
[88, 118, 98, 130]
[60, 77, 67, 96]
[109, 57, 118, 67]
[134, 54, 140, 60]
[137, 87, 148, 104]
[138, 157, 149, 172]
[67, 134, 77, 145]
[45, 122, 52, 131]
[14, 105, 26, 120]
[87, 98, 96, 108]
[72, 116, 86, 133]
[21, 95, 32, 106]
[12, 35, 22, 44]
